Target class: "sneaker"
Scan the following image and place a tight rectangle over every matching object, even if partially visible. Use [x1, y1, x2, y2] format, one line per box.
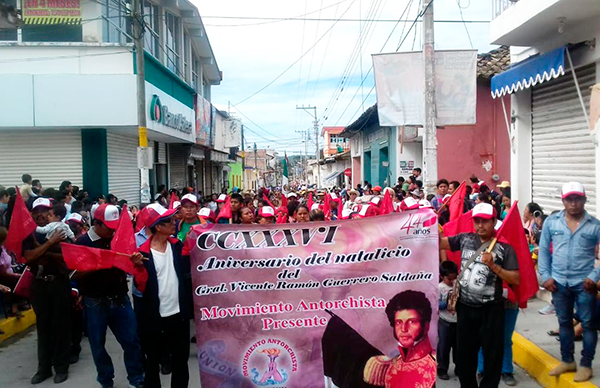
[539, 304, 555, 315]
[54, 372, 68, 384]
[437, 371, 450, 380]
[502, 373, 517, 386]
[31, 371, 53, 384]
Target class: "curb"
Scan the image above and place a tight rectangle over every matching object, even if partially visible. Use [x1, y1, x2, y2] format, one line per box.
[0, 309, 36, 344]
[513, 332, 598, 388]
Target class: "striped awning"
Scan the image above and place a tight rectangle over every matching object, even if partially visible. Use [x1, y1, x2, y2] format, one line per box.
[491, 46, 565, 99]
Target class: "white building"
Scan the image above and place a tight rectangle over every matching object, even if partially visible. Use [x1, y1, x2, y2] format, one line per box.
[0, 0, 221, 203]
[490, 0, 600, 215]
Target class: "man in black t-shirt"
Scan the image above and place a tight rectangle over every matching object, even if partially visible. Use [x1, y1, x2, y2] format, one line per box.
[75, 204, 144, 388]
[23, 198, 71, 385]
[440, 203, 520, 388]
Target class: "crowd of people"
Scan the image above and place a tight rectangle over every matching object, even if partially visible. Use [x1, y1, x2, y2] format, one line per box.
[0, 169, 598, 388]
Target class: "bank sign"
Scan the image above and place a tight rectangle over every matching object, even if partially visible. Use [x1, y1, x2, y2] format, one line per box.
[150, 94, 193, 135]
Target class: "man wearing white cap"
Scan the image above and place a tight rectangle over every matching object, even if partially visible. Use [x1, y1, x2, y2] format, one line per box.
[23, 198, 71, 384]
[75, 204, 145, 388]
[439, 203, 520, 388]
[176, 194, 201, 242]
[539, 182, 600, 382]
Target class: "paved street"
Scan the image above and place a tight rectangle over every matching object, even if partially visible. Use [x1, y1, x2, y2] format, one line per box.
[0, 325, 540, 388]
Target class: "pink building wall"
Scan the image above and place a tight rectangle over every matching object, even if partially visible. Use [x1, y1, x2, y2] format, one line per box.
[436, 81, 511, 191]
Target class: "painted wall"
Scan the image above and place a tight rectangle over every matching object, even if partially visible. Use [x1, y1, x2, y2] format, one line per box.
[436, 81, 511, 191]
[362, 126, 392, 187]
[228, 161, 243, 191]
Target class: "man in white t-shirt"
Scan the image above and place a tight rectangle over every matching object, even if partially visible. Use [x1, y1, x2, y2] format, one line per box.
[135, 206, 194, 388]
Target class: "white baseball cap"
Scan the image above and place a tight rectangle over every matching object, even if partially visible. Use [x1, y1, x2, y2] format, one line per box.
[181, 194, 199, 206]
[401, 197, 420, 211]
[259, 206, 275, 218]
[287, 192, 298, 198]
[561, 182, 585, 199]
[216, 194, 227, 203]
[32, 197, 52, 210]
[91, 203, 100, 219]
[419, 199, 433, 209]
[310, 203, 320, 211]
[66, 213, 84, 225]
[370, 196, 381, 205]
[198, 207, 215, 221]
[472, 203, 497, 219]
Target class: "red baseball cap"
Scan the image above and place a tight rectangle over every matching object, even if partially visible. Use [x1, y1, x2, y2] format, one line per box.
[259, 206, 275, 218]
[181, 194, 199, 206]
[216, 194, 227, 203]
[561, 182, 585, 199]
[94, 204, 121, 229]
[400, 197, 420, 211]
[198, 207, 215, 221]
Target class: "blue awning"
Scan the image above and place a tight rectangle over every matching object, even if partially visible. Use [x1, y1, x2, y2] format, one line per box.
[324, 171, 343, 182]
[491, 46, 566, 99]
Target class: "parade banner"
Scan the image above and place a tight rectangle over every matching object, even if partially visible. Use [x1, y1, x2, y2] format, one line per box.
[189, 211, 439, 388]
[23, 0, 82, 25]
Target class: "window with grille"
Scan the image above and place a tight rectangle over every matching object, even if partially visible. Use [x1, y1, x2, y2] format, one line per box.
[165, 11, 180, 75]
[142, 1, 159, 59]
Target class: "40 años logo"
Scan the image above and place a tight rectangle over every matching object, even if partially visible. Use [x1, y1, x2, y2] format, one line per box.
[242, 338, 298, 386]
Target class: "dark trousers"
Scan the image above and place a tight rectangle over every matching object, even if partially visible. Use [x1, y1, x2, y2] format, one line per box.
[31, 277, 72, 374]
[437, 318, 457, 373]
[70, 303, 83, 357]
[142, 313, 190, 388]
[457, 301, 504, 388]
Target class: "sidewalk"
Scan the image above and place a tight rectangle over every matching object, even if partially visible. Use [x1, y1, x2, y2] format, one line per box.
[0, 309, 36, 344]
[515, 297, 599, 388]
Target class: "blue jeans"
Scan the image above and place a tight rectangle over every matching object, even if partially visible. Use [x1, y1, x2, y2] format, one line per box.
[477, 307, 519, 374]
[83, 295, 144, 386]
[553, 282, 598, 367]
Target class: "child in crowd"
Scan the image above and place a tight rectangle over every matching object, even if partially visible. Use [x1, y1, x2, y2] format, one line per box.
[36, 204, 75, 241]
[437, 260, 459, 380]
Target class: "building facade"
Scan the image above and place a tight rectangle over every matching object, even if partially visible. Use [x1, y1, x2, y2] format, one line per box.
[0, 0, 222, 204]
[342, 47, 511, 191]
[490, 0, 600, 215]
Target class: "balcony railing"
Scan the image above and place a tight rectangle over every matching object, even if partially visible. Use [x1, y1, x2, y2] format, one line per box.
[492, 0, 518, 19]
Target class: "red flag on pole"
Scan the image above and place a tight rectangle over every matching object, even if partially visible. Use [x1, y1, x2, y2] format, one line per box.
[5, 188, 37, 263]
[111, 205, 137, 255]
[307, 192, 314, 210]
[216, 196, 232, 222]
[61, 243, 117, 272]
[448, 181, 467, 221]
[323, 193, 332, 220]
[380, 190, 394, 215]
[262, 194, 275, 209]
[442, 210, 475, 267]
[168, 192, 179, 210]
[496, 201, 539, 307]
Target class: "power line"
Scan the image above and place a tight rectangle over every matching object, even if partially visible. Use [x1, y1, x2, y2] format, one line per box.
[203, 16, 489, 25]
[456, 0, 473, 49]
[233, 0, 358, 106]
[230, 105, 281, 139]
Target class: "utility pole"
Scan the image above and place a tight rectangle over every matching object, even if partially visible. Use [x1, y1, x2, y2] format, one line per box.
[254, 142, 258, 190]
[241, 125, 245, 190]
[295, 128, 310, 183]
[132, 0, 151, 203]
[296, 105, 320, 187]
[422, 0, 437, 194]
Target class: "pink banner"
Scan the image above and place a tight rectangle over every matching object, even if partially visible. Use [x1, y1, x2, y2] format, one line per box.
[189, 210, 439, 388]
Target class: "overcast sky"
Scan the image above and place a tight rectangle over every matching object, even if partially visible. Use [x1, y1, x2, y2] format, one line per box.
[193, 0, 497, 155]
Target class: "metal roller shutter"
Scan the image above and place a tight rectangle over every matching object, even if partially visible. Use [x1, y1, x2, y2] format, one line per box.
[0, 129, 82, 190]
[531, 63, 596, 216]
[107, 130, 140, 204]
[169, 144, 188, 190]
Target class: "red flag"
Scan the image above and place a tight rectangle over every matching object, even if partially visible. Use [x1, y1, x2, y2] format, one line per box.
[281, 193, 288, 208]
[448, 181, 467, 221]
[496, 201, 539, 307]
[134, 206, 150, 232]
[61, 243, 116, 272]
[307, 192, 314, 210]
[442, 210, 475, 267]
[380, 190, 394, 215]
[216, 196, 232, 222]
[5, 188, 37, 263]
[111, 205, 137, 255]
[276, 194, 288, 224]
[323, 194, 332, 220]
[262, 194, 275, 209]
[168, 192, 179, 210]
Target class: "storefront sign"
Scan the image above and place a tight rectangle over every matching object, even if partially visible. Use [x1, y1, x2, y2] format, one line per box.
[150, 94, 193, 134]
[23, 0, 82, 24]
[189, 211, 439, 387]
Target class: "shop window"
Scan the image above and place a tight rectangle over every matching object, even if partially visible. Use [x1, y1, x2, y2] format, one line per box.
[0, 0, 17, 41]
[22, 24, 83, 42]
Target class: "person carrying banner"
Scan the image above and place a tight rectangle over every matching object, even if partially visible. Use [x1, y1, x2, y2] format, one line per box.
[75, 204, 144, 388]
[136, 206, 193, 388]
[22, 198, 71, 384]
[539, 182, 600, 382]
[439, 202, 520, 388]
